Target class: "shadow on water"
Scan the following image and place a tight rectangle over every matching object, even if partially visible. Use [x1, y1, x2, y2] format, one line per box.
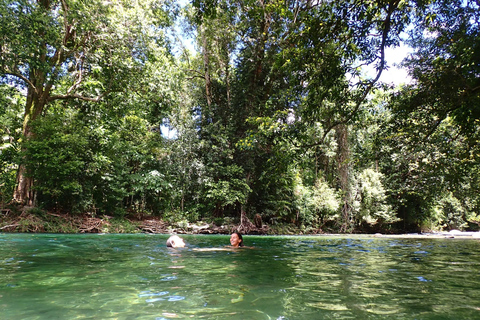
[1, 233, 480, 319]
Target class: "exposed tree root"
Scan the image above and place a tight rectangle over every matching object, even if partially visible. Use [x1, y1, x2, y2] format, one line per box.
[233, 211, 268, 234]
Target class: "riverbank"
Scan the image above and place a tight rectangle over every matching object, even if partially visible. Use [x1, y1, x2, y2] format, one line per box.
[2, 206, 480, 239]
[0, 206, 272, 235]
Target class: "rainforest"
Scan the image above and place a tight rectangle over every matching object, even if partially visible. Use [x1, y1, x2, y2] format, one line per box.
[1, 0, 479, 234]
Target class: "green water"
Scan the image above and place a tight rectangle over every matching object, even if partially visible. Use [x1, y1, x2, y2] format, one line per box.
[1, 234, 479, 319]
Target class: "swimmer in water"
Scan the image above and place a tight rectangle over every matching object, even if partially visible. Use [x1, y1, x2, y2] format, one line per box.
[229, 232, 244, 248]
[191, 232, 247, 252]
[166, 235, 186, 248]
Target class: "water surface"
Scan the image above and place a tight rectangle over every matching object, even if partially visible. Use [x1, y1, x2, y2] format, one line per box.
[1, 233, 479, 319]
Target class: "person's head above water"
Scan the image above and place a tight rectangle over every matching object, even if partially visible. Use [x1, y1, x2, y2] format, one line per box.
[230, 232, 244, 247]
[166, 235, 185, 248]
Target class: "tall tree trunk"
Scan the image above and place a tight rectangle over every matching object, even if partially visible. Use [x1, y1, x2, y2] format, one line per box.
[13, 85, 47, 205]
[223, 46, 231, 112]
[14, 165, 35, 206]
[12, 0, 53, 205]
[247, 0, 271, 114]
[201, 27, 213, 108]
[8, 0, 117, 205]
[335, 124, 352, 232]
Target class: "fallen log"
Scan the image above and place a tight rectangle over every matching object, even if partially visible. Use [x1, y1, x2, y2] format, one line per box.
[0, 224, 19, 230]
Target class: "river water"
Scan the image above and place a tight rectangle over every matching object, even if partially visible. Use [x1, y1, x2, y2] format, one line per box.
[1, 233, 479, 319]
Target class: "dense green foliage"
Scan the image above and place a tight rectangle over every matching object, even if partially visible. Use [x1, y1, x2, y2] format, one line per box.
[1, 0, 479, 232]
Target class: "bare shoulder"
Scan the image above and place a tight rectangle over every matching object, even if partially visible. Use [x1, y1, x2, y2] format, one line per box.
[192, 247, 231, 252]
[192, 246, 255, 251]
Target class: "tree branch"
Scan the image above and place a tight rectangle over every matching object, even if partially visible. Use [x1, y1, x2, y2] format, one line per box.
[60, 0, 71, 45]
[354, 0, 399, 109]
[188, 69, 206, 77]
[186, 75, 207, 80]
[335, 1, 399, 131]
[66, 57, 85, 95]
[297, 1, 401, 150]
[470, 85, 480, 93]
[4, 69, 37, 94]
[48, 92, 109, 103]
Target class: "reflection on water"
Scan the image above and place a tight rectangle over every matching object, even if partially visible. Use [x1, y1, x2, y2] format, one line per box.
[1, 234, 479, 319]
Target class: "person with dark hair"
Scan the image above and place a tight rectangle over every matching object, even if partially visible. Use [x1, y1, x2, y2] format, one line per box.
[166, 235, 185, 248]
[190, 232, 249, 252]
[230, 232, 244, 248]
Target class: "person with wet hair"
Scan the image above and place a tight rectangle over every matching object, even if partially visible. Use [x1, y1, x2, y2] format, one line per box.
[230, 232, 244, 248]
[191, 232, 249, 252]
[166, 235, 186, 248]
